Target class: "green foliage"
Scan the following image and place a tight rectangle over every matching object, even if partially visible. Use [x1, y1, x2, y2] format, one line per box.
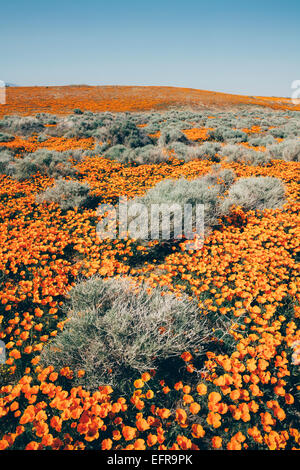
[220, 144, 271, 166]
[36, 178, 97, 210]
[268, 139, 300, 162]
[0, 149, 14, 174]
[10, 149, 77, 180]
[0, 132, 15, 142]
[220, 176, 287, 213]
[40, 277, 214, 390]
[132, 166, 236, 239]
[0, 115, 44, 136]
[105, 119, 151, 148]
[158, 126, 189, 146]
[104, 144, 169, 165]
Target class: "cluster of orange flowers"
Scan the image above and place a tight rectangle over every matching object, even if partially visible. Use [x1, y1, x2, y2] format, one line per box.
[2, 135, 94, 158]
[0, 117, 299, 451]
[1, 85, 300, 118]
[182, 128, 211, 141]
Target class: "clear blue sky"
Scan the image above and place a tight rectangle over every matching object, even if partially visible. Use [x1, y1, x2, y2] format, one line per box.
[0, 0, 299, 96]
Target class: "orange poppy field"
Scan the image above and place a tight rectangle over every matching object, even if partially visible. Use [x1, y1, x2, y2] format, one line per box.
[0, 85, 299, 451]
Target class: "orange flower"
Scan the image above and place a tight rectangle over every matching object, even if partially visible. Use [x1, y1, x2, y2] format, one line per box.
[197, 383, 207, 395]
[181, 352, 192, 362]
[134, 439, 146, 450]
[175, 408, 187, 425]
[136, 418, 150, 432]
[189, 402, 201, 414]
[191, 424, 205, 438]
[208, 392, 222, 403]
[134, 379, 144, 389]
[101, 439, 113, 450]
[147, 433, 158, 447]
[207, 412, 222, 428]
[141, 372, 151, 382]
[212, 436, 222, 448]
[122, 426, 136, 441]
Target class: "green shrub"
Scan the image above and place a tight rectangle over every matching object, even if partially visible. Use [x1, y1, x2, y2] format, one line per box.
[0, 149, 14, 174]
[223, 129, 248, 143]
[0, 115, 44, 136]
[104, 144, 169, 165]
[208, 127, 247, 143]
[168, 142, 221, 162]
[105, 119, 151, 148]
[0, 132, 15, 142]
[104, 145, 131, 162]
[125, 145, 169, 165]
[158, 126, 189, 146]
[36, 134, 49, 143]
[36, 178, 96, 210]
[221, 176, 286, 213]
[10, 149, 77, 180]
[267, 139, 300, 162]
[40, 277, 214, 390]
[282, 140, 300, 162]
[188, 142, 221, 161]
[201, 165, 236, 188]
[271, 139, 300, 162]
[220, 144, 271, 166]
[248, 135, 276, 147]
[131, 166, 236, 239]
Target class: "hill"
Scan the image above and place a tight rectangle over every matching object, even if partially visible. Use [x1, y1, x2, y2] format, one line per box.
[0, 85, 299, 117]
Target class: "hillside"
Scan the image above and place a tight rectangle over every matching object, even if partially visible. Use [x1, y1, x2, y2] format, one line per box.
[1, 85, 299, 117]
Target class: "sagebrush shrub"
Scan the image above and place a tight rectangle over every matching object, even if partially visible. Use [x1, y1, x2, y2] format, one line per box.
[169, 143, 221, 162]
[220, 144, 271, 166]
[105, 119, 151, 148]
[221, 176, 286, 213]
[282, 140, 300, 162]
[10, 149, 77, 180]
[130, 166, 236, 239]
[0, 132, 15, 142]
[125, 145, 169, 165]
[201, 165, 236, 188]
[0, 115, 44, 136]
[188, 142, 221, 161]
[223, 129, 248, 143]
[208, 126, 248, 143]
[36, 178, 96, 210]
[0, 149, 14, 174]
[104, 144, 130, 162]
[104, 144, 169, 165]
[158, 126, 189, 146]
[248, 135, 276, 147]
[267, 139, 300, 162]
[40, 277, 214, 390]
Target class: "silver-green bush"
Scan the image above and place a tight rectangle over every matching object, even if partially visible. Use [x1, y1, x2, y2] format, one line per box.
[40, 277, 214, 389]
[221, 176, 286, 213]
[158, 126, 189, 146]
[220, 144, 271, 166]
[131, 166, 236, 239]
[0, 149, 14, 174]
[267, 139, 300, 162]
[36, 178, 95, 210]
[10, 149, 77, 180]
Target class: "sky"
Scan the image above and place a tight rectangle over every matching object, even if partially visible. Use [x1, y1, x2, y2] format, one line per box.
[0, 0, 299, 96]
